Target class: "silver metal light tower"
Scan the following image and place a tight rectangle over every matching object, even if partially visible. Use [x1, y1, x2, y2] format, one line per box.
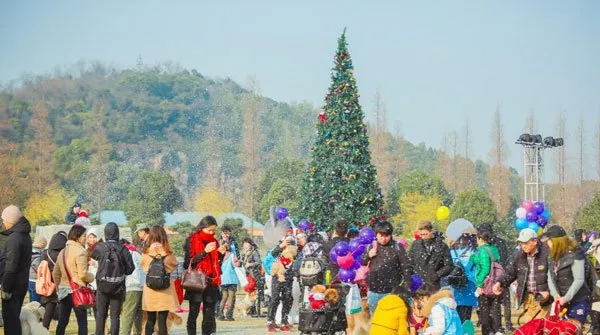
[516, 134, 563, 203]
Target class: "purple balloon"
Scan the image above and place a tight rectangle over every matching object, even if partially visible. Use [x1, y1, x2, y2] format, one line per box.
[358, 228, 376, 245]
[352, 259, 362, 270]
[526, 211, 538, 222]
[349, 238, 362, 251]
[298, 219, 312, 231]
[329, 249, 338, 263]
[533, 202, 545, 215]
[536, 216, 548, 228]
[276, 207, 289, 220]
[339, 268, 356, 283]
[334, 241, 351, 257]
[352, 244, 366, 257]
[411, 274, 424, 292]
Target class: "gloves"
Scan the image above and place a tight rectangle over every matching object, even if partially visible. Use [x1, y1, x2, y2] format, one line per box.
[1, 290, 12, 300]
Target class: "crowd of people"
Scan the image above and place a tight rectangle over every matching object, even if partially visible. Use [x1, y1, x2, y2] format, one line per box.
[0, 202, 599, 335]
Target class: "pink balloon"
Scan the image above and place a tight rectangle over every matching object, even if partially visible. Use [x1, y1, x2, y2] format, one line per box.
[522, 200, 534, 212]
[337, 253, 355, 270]
[515, 207, 527, 219]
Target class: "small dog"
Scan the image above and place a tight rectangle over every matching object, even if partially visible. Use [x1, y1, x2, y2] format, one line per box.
[20, 301, 50, 335]
[235, 291, 258, 318]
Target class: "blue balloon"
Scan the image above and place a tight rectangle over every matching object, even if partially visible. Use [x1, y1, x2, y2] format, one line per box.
[352, 244, 366, 257]
[358, 228, 376, 245]
[515, 218, 528, 230]
[541, 209, 551, 220]
[533, 202, 545, 215]
[329, 249, 338, 263]
[528, 222, 540, 232]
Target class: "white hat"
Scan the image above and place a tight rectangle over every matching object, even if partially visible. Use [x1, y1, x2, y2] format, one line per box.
[517, 228, 537, 243]
[87, 227, 99, 237]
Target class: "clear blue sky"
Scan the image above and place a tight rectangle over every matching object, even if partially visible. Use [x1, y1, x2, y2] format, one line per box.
[1, 1, 599, 177]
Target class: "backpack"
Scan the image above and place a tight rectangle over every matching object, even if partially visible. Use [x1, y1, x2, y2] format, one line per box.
[35, 253, 56, 297]
[584, 257, 600, 302]
[299, 256, 326, 287]
[146, 255, 171, 290]
[482, 247, 505, 297]
[447, 249, 468, 288]
[96, 243, 126, 295]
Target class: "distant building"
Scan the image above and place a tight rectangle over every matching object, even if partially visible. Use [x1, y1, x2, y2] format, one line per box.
[90, 210, 265, 236]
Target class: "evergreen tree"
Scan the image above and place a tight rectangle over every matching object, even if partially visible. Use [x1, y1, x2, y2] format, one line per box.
[298, 30, 384, 231]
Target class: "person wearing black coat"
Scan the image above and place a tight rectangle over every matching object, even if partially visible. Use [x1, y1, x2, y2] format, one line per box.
[1, 205, 33, 335]
[478, 222, 514, 331]
[408, 220, 452, 290]
[322, 220, 349, 280]
[91, 222, 135, 335]
[65, 202, 81, 225]
[362, 221, 412, 314]
[41, 231, 68, 329]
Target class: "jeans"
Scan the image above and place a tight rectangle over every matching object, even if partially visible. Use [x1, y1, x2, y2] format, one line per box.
[2, 293, 26, 335]
[187, 284, 219, 335]
[219, 284, 237, 319]
[28, 281, 41, 302]
[145, 310, 168, 335]
[565, 298, 590, 325]
[120, 291, 143, 335]
[56, 294, 88, 335]
[95, 291, 125, 335]
[479, 295, 501, 335]
[367, 291, 390, 315]
[268, 278, 293, 325]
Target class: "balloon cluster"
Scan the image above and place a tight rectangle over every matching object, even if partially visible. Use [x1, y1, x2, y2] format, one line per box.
[514, 200, 550, 232]
[297, 219, 314, 232]
[329, 227, 376, 283]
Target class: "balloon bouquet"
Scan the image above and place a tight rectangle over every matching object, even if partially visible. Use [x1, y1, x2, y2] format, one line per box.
[329, 228, 376, 283]
[514, 200, 551, 234]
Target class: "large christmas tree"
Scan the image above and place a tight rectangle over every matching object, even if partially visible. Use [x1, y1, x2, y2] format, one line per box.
[298, 30, 385, 231]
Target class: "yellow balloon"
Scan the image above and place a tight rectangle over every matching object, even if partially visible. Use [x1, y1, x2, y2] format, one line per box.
[436, 206, 450, 220]
[537, 229, 544, 236]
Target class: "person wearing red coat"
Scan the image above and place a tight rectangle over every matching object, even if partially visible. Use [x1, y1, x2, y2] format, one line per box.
[184, 216, 225, 335]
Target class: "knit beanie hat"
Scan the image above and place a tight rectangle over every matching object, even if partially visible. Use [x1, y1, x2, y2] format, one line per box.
[1, 205, 23, 227]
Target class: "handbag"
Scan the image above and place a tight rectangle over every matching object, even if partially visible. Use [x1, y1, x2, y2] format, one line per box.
[447, 249, 468, 287]
[482, 247, 505, 297]
[62, 249, 96, 309]
[181, 263, 207, 292]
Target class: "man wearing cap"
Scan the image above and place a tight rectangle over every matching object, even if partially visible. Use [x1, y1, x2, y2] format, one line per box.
[493, 228, 551, 323]
[1, 205, 33, 334]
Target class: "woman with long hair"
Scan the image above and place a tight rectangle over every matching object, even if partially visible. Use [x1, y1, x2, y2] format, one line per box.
[52, 225, 93, 335]
[544, 225, 590, 326]
[241, 237, 265, 317]
[141, 226, 180, 335]
[184, 215, 225, 335]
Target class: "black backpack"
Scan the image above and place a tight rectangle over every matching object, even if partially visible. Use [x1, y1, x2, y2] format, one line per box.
[96, 243, 126, 295]
[146, 255, 170, 290]
[447, 249, 468, 288]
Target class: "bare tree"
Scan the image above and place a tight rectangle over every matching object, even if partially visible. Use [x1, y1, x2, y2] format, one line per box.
[240, 76, 264, 234]
[524, 109, 536, 134]
[488, 107, 510, 217]
[393, 122, 408, 177]
[576, 116, 586, 205]
[28, 101, 55, 193]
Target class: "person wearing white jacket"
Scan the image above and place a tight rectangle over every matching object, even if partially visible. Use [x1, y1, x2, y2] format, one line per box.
[422, 289, 464, 335]
[120, 239, 145, 335]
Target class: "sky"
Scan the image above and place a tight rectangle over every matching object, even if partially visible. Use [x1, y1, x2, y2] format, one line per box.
[1, 1, 599, 177]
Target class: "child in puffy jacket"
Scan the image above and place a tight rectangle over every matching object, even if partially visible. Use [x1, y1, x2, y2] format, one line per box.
[421, 288, 463, 335]
[370, 285, 410, 335]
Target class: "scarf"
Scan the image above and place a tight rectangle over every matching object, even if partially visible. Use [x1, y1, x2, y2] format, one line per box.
[190, 230, 221, 286]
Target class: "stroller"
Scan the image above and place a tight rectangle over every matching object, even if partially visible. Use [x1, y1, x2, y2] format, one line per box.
[298, 284, 348, 335]
[514, 301, 582, 335]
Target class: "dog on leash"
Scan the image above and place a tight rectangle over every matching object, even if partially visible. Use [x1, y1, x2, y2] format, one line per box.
[20, 301, 50, 335]
[235, 291, 258, 318]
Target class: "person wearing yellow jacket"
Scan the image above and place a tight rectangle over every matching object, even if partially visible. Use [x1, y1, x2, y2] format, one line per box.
[370, 286, 410, 335]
